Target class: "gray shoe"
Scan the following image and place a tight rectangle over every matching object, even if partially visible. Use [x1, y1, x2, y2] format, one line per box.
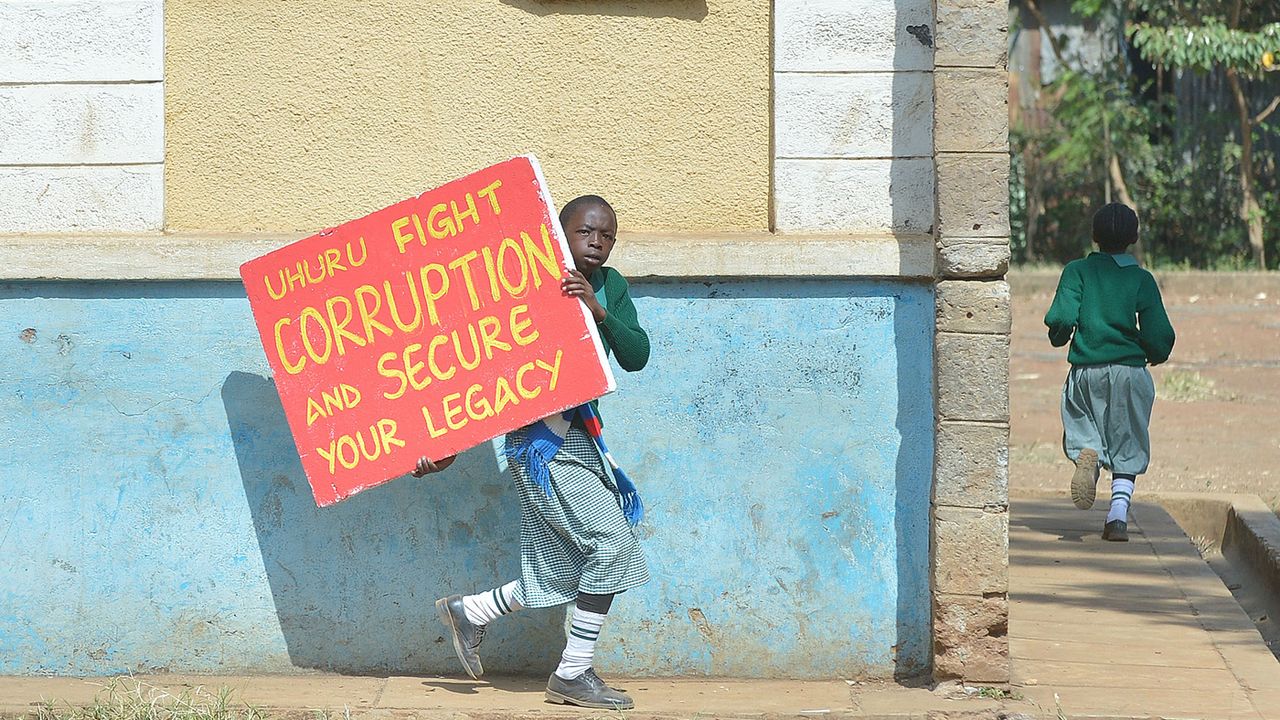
[545, 668, 634, 710]
[435, 595, 484, 679]
[1102, 519, 1129, 542]
[1071, 448, 1100, 509]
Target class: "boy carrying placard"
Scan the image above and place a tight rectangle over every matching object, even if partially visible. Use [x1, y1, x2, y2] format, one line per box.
[413, 195, 648, 709]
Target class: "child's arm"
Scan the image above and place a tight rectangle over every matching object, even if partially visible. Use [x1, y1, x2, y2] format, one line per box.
[600, 280, 650, 372]
[1136, 274, 1176, 365]
[1044, 265, 1082, 347]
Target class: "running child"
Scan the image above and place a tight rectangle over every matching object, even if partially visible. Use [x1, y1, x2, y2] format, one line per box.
[1044, 202, 1176, 541]
[413, 194, 650, 708]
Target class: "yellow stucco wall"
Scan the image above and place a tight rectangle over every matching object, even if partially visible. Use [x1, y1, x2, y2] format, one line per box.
[164, 1, 769, 234]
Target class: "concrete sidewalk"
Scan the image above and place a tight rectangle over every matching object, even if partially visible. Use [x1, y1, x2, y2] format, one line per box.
[2, 495, 1278, 720]
[1010, 494, 1280, 720]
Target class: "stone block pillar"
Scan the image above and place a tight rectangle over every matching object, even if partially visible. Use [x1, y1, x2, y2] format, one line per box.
[931, 0, 1012, 683]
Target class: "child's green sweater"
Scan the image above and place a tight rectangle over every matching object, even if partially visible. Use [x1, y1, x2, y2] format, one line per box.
[1044, 252, 1175, 367]
[591, 266, 649, 372]
[584, 266, 649, 426]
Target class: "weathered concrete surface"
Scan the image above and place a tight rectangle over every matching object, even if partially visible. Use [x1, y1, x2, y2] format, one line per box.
[934, 422, 1009, 508]
[935, 0, 1010, 68]
[1010, 495, 1280, 719]
[933, 70, 1009, 154]
[0, 279, 934, 678]
[935, 333, 1010, 423]
[935, 280, 1011, 335]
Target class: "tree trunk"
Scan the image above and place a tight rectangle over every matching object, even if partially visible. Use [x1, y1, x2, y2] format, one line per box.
[1227, 70, 1267, 268]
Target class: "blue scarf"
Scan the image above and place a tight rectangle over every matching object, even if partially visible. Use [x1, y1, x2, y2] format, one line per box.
[504, 405, 644, 526]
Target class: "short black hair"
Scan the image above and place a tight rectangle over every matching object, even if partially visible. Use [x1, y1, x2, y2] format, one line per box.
[1092, 202, 1139, 252]
[559, 195, 615, 226]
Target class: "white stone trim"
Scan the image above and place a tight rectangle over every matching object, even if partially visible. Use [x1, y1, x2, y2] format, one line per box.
[0, 232, 937, 281]
[0, 1, 163, 83]
[0, 84, 164, 165]
[0, 166, 163, 233]
[774, 158, 935, 234]
[774, 0, 935, 72]
[774, 72, 934, 158]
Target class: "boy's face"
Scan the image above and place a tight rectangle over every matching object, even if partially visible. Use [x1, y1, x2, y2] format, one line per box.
[564, 203, 617, 275]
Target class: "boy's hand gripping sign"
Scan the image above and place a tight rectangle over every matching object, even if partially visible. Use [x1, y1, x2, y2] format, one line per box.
[241, 156, 616, 506]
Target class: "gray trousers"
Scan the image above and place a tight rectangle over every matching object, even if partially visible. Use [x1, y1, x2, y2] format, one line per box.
[1061, 364, 1156, 475]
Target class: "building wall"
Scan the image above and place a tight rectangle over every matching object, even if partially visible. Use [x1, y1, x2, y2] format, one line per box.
[0, 0, 1012, 684]
[163, 0, 770, 233]
[0, 279, 933, 677]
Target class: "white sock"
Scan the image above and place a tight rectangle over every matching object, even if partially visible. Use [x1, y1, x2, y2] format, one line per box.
[555, 607, 606, 680]
[462, 580, 522, 626]
[1108, 476, 1136, 524]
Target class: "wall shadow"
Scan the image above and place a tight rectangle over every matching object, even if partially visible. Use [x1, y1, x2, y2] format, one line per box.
[220, 371, 566, 675]
[892, 0, 939, 682]
[499, 0, 707, 21]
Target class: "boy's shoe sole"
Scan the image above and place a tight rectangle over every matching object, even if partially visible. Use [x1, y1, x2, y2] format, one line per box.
[1071, 449, 1100, 509]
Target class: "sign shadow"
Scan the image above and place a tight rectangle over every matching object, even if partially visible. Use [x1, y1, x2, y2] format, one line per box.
[220, 370, 566, 675]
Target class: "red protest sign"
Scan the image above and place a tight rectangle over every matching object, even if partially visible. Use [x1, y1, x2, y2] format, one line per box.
[240, 155, 615, 506]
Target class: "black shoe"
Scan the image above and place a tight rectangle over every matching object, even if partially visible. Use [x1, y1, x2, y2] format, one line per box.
[1071, 449, 1100, 509]
[435, 595, 485, 679]
[1102, 520, 1129, 542]
[545, 668, 634, 710]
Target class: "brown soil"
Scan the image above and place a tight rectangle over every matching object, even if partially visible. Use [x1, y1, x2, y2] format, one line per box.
[1010, 273, 1280, 513]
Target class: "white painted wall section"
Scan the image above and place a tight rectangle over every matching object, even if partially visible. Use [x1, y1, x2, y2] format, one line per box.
[0, 85, 164, 165]
[773, 0, 936, 234]
[775, 158, 934, 233]
[775, 72, 933, 158]
[0, 1, 163, 83]
[0, 167, 164, 232]
[775, 0, 934, 72]
[0, 0, 164, 234]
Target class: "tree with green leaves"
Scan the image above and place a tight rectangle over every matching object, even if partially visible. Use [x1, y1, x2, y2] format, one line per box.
[1130, 2, 1280, 267]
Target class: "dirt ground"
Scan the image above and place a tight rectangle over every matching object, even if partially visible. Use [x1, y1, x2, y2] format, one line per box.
[1010, 272, 1280, 514]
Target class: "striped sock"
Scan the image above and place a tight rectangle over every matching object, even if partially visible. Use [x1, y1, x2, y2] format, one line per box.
[461, 580, 522, 626]
[555, 607, 606, 680]
[1108, 475, 1136, 524]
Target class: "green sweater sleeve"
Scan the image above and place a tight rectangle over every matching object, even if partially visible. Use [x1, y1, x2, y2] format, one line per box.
[600, 272, 650, 372]
[1044, 264, 1082, 347]
[1136, 274, 1176, 365]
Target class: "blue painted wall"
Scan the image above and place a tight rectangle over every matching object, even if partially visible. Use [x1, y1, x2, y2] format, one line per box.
[0, 279, 933, 678]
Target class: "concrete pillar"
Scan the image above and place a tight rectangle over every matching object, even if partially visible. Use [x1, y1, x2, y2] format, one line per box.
[931, 0, 1012, 684]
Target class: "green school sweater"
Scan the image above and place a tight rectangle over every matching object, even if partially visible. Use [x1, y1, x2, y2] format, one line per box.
[591, 266, 650, 372]
[1044, 252, 1176, 367]
[583, 267, 649, 426]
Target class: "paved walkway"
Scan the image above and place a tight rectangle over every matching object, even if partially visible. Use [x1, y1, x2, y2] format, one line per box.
[2, 495, 1278, 719]
[1010, 494, 1280, 720]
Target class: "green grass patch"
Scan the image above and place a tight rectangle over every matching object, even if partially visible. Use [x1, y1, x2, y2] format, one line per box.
[1158, 370, 1220, 402]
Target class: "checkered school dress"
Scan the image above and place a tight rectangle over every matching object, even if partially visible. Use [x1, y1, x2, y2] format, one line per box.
[507, 425, 649, 608]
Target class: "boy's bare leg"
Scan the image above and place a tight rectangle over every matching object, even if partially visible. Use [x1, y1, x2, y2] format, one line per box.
[1071, 448, 1100, 509]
